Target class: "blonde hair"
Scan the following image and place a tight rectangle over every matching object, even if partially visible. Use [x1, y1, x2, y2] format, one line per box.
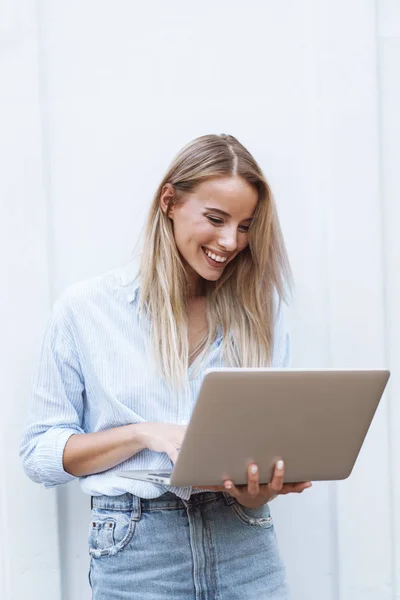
[138, 134, 292, 388]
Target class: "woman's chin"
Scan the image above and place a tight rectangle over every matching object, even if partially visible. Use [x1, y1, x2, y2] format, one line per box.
[198, 267, 224, 282]
[188, 267, 224, 284]
[183, 256, 226, 285]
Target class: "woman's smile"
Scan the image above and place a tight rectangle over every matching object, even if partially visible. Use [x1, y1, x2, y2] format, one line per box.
[163, 176, 258, 288]
[201, 246, 229, 267]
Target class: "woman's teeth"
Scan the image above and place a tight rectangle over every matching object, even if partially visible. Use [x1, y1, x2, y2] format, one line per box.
[204, 248, 227, 263]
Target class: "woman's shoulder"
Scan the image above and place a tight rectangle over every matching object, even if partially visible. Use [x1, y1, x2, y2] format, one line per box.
[51, 261, 140, 322]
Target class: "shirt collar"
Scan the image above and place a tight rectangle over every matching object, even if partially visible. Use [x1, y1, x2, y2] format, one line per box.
[114, 261, 224, 346]
[113, 261, 140, 304]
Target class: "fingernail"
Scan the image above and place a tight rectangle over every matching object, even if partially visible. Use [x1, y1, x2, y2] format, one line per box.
[276, 460, 284, 470]
[250, 465, 258, 475]
[306, 482, 312, 488]
[225, 481, 233, 490]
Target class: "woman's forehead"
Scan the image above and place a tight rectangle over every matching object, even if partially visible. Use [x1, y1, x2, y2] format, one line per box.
[190, 176, 258, 218]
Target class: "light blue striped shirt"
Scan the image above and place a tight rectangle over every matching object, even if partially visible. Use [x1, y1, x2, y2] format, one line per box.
[20, 262, 290, 500]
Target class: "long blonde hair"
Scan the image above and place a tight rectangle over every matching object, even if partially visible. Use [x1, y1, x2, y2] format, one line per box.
[138, 134, 292, 388]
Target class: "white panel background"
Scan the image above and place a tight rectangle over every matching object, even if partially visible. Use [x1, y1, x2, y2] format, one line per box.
[1, 1, 399, 599]
[0, 1, 61, 600]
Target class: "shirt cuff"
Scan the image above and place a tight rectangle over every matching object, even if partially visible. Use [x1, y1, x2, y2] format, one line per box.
[35, 427, 84, 488]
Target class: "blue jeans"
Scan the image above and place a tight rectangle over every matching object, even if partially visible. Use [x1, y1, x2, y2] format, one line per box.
[88, 491, 290, 599]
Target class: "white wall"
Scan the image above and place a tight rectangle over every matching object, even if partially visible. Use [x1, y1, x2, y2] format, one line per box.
[378, 1, 400, 594]
[2, 1, 399, 599]
[0, 1, 61, 599]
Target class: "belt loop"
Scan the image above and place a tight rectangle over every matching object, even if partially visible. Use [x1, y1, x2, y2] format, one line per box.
[131, 493, 142, 521]
[222, 492, 235, 506]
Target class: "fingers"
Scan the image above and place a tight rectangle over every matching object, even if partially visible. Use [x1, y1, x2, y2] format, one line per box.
[199, 464, 313, 501]
[172, 425, 187, 447]
[269, 459, 285, 496]
[223, 480, 241, 496]
[167, 445, 180, 465]
[247, 464, 260, 496]
[224, 464, 260, 497]
[223, 461, 282, 498]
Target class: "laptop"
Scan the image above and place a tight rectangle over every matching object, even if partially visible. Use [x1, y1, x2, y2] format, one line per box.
[117, 368, 390, 487]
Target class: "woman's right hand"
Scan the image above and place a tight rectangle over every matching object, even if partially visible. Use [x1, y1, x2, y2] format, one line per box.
[136, 423, 188, 464]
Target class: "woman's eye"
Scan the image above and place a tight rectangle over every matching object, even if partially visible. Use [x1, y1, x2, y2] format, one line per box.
[206, 216, 223, 225]
[206, 215, 250, 232]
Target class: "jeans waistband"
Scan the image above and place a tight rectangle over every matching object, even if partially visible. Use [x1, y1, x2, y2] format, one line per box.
[91, 491, 230, 514]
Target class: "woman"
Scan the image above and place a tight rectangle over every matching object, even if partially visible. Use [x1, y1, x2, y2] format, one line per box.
[20, 134, 311, 599]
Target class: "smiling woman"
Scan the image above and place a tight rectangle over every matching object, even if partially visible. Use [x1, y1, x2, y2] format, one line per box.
[160, 176, 257, 278]
[140, 134, 291, 387]
[20, 134, 297, 600]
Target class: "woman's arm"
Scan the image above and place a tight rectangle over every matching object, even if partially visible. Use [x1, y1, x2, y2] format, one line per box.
[63, 422, 187, 477]
[20, 290, 188, 485]
[20, 297, 87, 487]
[63, 424, 145, 477]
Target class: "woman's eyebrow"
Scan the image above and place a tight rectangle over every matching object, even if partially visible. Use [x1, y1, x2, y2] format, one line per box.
[204, 207, 230, 217]
[204, 207, 253, 221]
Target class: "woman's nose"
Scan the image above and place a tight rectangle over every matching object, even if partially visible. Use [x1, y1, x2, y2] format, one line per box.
[217, 227, 237, 252]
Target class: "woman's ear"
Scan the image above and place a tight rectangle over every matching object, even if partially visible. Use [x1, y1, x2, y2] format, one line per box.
[160, 183, 175, 219]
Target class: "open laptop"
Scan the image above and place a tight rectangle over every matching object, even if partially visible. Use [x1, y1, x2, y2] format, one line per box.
[117, 368, 390, 487]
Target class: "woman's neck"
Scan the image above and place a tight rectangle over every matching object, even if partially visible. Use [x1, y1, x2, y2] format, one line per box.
[187, 281, 205, 298]
[185, 269, 206, 298]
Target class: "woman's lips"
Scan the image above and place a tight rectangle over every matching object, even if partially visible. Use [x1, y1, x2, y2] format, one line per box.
[202, 247, 227, 268]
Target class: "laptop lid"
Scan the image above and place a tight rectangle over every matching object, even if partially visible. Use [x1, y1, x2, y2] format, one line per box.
[169, 368, 390, 487]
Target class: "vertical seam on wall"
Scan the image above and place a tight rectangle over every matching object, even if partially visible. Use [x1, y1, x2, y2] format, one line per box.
[0, 449, 9, 600]
[34, 2, 54, 304]
[34, 1, 64, 600]
[307, 0, 340, 596]
[324, 72, 341, 600]
[312, 0, 340, 596]
[374, 1, 396, 598]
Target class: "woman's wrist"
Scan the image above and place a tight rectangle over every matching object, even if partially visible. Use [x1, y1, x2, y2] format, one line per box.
[132, 422, 150, 451]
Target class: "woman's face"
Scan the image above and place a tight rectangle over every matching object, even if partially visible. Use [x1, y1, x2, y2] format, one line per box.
[161, 176, 258, 290]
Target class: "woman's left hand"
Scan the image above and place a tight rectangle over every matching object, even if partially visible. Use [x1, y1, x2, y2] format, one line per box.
[198, 460, 312, 509]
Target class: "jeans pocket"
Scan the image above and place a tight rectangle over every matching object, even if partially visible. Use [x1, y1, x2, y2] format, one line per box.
[225, 496, 274, 528]
[88, 508, 137, 558]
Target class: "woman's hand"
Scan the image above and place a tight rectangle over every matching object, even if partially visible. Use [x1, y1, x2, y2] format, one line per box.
[136, 422, 187, 465]
[201, 460, 312, 508]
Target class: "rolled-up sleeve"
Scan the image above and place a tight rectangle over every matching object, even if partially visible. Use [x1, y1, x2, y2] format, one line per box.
[20, 297, 85, 487]
[271, 298, 290, 368]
